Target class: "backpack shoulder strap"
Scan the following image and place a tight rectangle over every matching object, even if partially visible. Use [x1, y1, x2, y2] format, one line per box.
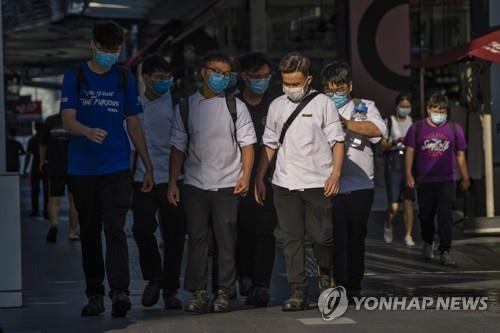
[179, 97, 190, 154]
[118, 66, 130, 94]
[279, 92, 320, 145]
[225, 94, 238, 140]
[74, 63, 85, 98]
[387, 115, 393, 138]
[414, 120, 423, 143]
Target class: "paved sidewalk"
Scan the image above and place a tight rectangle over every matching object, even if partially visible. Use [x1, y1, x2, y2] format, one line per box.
[1, 181, 500, 333]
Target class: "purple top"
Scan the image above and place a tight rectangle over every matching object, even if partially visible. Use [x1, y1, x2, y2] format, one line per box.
[404, 120, 467, 184]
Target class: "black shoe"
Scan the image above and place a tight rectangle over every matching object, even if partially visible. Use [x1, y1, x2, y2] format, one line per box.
[238, 276, 252, 297]
[46, 226, 58, 243]
[282, 289, 308, 312]
[184, 290, 209, 314]
[141, 280, 161, 307]
[163, 290, 183, 309]
[246, 287, 270, 307]
[81, 295, 105, 317]
[212, 289, 230, 313]
[111, 292, 131, 318]
[29, 212, 38, 217]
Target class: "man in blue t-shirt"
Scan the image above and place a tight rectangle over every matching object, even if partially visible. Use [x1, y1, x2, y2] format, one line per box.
[61, 20, 154, 318]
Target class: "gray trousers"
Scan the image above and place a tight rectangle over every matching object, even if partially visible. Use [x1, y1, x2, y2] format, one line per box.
[182, 185, 240, 293]
[273, 185, 333, 290]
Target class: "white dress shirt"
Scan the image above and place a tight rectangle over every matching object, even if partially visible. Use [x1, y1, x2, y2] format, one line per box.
[262, 90, 345, 191]
[170, 91, 257, 190]
[134, 93, 175, 184]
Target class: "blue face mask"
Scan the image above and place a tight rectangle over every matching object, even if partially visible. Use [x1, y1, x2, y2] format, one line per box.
[430, 112, 447, 125]
[228, 72, 238, 89]
[249, 78, 270, 95]
[397, 107, 411, 117]
[328, 91, 350, 108]
[207, 72, 230, 94]
[153, 79, 173, 96]
[95, 50, 119, 69]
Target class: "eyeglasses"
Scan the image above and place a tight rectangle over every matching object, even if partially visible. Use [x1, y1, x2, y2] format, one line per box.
[205, 67, 232, 79]
[324, 84, 349, 95]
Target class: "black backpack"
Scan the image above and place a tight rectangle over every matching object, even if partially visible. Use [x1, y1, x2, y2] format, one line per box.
[179, 94, 238, 155]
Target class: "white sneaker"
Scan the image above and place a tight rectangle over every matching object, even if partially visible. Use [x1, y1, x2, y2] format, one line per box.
[422, 242, 435, 259]
[404, 235, 416, 247]
[383, 223, 393, 244]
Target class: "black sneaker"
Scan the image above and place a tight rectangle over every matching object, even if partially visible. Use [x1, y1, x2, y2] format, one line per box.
[46, 226, 58, 243]
[111, 291, 131, 318]
[184, 290, 209, 314]
[246, 287, 270, 307]
[81, 295, 105, 317]
[163, 290, 183, 309]
[238, 276, 252, 297]
[282, 289, 308, 312]
[141, 280, 161, 307]
[212, 289, 230, 313]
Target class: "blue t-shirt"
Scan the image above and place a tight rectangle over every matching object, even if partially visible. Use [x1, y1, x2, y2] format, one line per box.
[61, 63, 142, 175]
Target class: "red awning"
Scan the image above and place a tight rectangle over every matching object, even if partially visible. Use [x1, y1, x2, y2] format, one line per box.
[409, 29, 500, 68]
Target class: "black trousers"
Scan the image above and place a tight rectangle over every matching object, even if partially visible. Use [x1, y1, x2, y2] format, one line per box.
[31, 170, 48, 216]
[331, 189, 374, 291]
[132, 182, 186, 292]
[236, 182, 277, 289]
[70, 170, 132, 297]
[417, 181, 455, 252]
[182, 185, 240, 293]
[273, 185, 333, 291]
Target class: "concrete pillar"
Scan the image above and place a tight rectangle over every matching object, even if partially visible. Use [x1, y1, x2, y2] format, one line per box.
[250, 0, 268, 53]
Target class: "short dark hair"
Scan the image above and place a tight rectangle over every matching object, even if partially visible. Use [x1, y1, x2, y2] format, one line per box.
[427, 93, 449, 110]
[320, 61, 352, 85]
[141, 54, 172, 76]
[396, 92, 412, 105]
[34, 121, 43, 133]
[8, 128, 17, 137]
[203, 51, 232, 69]
[279, 52, 311, 76]
[93, 20, 125, 48]
[239, 53, 271, 73]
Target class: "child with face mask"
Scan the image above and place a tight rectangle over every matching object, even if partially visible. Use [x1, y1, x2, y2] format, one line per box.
[168, 51, 256, 314]
[404, 93, 470, 266]
[380, 93, 416, 247]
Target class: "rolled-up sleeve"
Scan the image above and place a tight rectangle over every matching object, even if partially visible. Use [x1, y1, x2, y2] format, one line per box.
[169, 105, 188, 153]
[366, 102, 386, 144]
[262, 100, 279, 150]
[235, 101, 257, 147]
[323, 98, 345, 147]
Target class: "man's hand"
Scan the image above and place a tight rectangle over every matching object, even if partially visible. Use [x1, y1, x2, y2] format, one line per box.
[85, 128, 108, 144]
[141, 169, 154, 192]
[38, 162, 45, 174]
[234, 176, 250, 196]
[255, 178, 266, 205]
[167, 182, 180, 206]
[460, 177, 471, 192]
[340, 116, 350, 130]
[324, 173, 340, 197]
[406, 174, 416, 190]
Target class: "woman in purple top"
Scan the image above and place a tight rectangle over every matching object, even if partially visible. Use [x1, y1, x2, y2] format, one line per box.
[404, 93, 470, 266]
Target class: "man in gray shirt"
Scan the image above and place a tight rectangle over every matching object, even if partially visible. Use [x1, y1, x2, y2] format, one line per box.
[321, 61, 386, 300]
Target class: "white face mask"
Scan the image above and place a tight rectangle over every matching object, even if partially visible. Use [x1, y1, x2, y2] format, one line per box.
[283, 84, 308, 102]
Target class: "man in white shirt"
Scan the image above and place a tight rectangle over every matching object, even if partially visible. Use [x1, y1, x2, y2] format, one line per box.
[131, 55, 186, 311]
[321, 61, 386, 300]
[168, 51, 256, 314]
[256, 52, 345, 312]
